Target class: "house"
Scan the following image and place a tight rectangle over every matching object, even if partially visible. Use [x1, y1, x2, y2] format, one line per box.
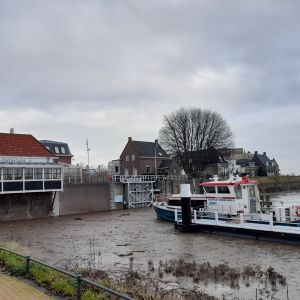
[0, 131, 63, 194]
[40, 140, 73, 164]
[180, 148, 228, 179]
[251, 151, 280, 176]
[119, 137, 182, 175]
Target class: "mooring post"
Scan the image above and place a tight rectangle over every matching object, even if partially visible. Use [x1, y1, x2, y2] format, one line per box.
[25, 256, 30, 274]
[194, 209, 197, 222]
[180, 184, 191, 226]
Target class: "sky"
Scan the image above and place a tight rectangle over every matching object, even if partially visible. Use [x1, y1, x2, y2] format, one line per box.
[0, 0, 299, 174]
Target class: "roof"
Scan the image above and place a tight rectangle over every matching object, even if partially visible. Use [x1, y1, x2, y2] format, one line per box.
[158, 159, 173, 169]
[40, 140, 72, 156]
[0, 133, 54, 157]
[132, 141, 168, 157]
[200, 176, 259, 187]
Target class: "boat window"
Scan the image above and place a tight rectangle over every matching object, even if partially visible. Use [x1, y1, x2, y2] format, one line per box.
[204, 186, 216, 193]
[217, 186, 230, 194]
[168, 200, 181, 206]
[234, 186, 242, 199]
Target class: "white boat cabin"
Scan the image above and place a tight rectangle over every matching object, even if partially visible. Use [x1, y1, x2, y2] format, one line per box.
[200, 175, 260, 215]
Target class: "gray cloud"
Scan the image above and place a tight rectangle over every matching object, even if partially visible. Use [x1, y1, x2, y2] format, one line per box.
[0, 0, 299, 173]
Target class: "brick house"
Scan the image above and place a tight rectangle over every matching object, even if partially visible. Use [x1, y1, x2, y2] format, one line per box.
[251, 151, 280, 176]
[119, 137, 181, 175]
[40, 140, 73, 164]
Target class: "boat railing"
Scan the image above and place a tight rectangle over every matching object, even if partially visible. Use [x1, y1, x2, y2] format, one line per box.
[175, 208, 274, 227]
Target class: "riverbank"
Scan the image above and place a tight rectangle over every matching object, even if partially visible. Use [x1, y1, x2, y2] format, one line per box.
[255, 176, 300, 194]
[0, 207, 299, 299]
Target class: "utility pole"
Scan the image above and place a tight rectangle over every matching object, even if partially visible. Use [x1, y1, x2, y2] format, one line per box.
[86, 138, 91, 169]
[154, 139, 157, 176]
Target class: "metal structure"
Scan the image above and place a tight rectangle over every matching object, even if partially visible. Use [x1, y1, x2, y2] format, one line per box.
[112, 175, 166, 208]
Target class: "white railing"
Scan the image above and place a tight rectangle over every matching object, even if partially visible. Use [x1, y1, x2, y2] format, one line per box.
[112, 175, 166, 183]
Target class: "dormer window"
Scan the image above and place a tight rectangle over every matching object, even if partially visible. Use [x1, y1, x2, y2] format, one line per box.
[61, 147, 66, 154]
[54, 146, 60, 154]
[126, 155, 129, 162]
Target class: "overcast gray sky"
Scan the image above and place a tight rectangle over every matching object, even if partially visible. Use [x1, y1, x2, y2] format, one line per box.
[0, 0, 299, 174]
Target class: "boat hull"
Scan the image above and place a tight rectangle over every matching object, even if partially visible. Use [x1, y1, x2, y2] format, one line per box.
[153, 204, 177, 222]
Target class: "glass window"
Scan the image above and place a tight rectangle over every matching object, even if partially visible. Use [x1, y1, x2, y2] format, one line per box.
[54, 147, 60, 154]
[131, 154, 135, 161]
[53, 168, 61, 179]
[34, 168, 43, 179]
[204, 186, 216, 193]
[125, 168, 129, 175]
[14, 168, 23, 180]
[61, 147, 66, 154]
[3, 169, 13, 180]
[146, 165, 151, 173]
[44, 168, 52, 179]
[126, 155, 129, 162]
[217, 186, 230, 194]
[25, 168, 33, 180]
[234, 186, 242, 199]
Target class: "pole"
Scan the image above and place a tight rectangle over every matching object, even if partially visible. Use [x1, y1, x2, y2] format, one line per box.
[154, 139, 157, 176]
[180, 184, 192, 226]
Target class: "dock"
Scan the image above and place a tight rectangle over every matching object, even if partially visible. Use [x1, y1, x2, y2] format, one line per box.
[174, 210, 300, 243]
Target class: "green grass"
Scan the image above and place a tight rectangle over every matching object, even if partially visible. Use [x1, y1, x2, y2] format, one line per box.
[255, 176, 300, 185]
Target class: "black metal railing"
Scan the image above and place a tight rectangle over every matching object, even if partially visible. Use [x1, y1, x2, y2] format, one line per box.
[0, 247, 133, 300]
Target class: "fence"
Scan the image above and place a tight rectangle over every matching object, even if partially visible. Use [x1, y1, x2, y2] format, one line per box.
[0, 247, 133, 300]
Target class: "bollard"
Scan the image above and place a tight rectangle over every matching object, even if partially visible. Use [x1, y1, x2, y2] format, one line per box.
[76, 275, 82, 300]
[194, 210, 197, 222]
[26, 256, 30, 274]
[180, 184, 192, 226]
[175, 209, 178, 222]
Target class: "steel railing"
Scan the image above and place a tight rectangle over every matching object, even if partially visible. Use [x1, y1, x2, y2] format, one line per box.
[0, 247, 133, 300]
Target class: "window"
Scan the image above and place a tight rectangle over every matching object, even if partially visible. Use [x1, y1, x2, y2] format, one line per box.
[54, 146, 60, 154]
[3, 169, 13, 180]
[146, 165, 151, 173]
[131, 154, 135, 161]
[61, 147, 66, 154]
[217, 186, 230, 194]
[34, 168, 43, 179]
[44, 168, 52, 179]
[234, 186, 242, 199]
[125, 155, 129, 162]
[14, 168, 23, 180]
[115, 166, 119, 173]
[25, 168, 33, 180]
[204, 186, 216, 193]
[53, 168, 61, 179]
[125, 168, 129, 175]
[133, 166, 137, 175]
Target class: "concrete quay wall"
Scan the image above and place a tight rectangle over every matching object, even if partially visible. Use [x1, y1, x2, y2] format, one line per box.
[59, 183, 111, 215]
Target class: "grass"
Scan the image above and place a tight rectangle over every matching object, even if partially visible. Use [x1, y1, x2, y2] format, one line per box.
[0, 247, 115, 300]
[255, 175, 300, 185]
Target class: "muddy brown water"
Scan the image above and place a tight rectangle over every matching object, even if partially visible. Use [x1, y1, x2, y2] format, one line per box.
[1, 196, 300, 299]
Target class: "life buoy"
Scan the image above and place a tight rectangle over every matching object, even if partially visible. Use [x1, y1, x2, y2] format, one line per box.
[296, 206, 300, 217]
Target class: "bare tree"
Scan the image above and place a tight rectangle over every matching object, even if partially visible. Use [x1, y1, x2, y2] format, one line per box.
[159, 108, 234, 176]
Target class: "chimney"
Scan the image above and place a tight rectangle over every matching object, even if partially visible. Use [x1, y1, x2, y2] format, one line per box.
[254, 151, 258, 155]
[128, 137, 132, 141]
[10, 128, 14, 134]
[263, 152, 266, 156]
[155, 139, 158, 144]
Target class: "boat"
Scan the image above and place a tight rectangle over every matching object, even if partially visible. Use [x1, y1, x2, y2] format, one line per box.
[153, 175, 300, 227]
[154, 175, 259, 221]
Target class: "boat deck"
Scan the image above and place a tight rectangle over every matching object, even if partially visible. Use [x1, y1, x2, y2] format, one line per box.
[175, 213, 300, 243]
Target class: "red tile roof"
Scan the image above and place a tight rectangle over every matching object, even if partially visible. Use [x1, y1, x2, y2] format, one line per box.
[0, 133, 54, 157]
